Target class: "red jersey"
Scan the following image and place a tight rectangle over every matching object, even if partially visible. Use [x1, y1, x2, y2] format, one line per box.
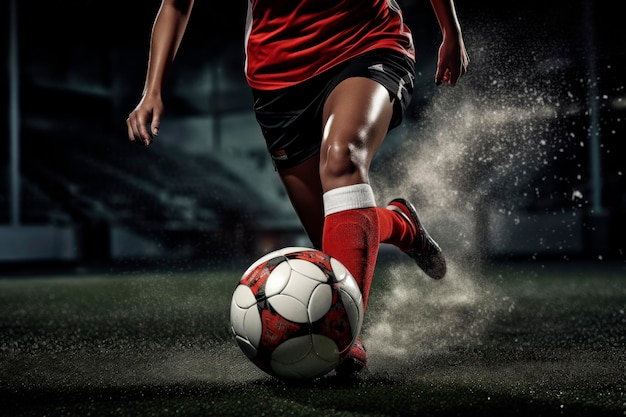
[244, 0, 415, 90]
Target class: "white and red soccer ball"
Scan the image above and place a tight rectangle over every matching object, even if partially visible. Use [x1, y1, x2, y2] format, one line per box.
[229, 247, 364, 380]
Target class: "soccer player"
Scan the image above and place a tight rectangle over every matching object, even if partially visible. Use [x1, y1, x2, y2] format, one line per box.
[126, 0, 469, 376]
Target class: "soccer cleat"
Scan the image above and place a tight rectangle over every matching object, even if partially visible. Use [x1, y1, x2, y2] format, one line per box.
[386, 198, 447, 280]
[335, 337, 367, 377]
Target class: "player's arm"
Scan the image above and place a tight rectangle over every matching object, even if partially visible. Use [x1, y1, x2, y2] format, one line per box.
[126, 0, 195, 146]
[429, 0, 469, 86]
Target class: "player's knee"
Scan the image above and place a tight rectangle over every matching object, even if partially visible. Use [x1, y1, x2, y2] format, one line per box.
[321, 139, 366, 180]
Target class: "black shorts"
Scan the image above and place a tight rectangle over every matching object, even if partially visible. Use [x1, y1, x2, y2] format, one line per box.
[252, 49, 416, 170]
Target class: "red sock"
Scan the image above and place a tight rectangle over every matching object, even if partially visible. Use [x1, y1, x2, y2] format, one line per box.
[322, 184, 381, 310]
[323, 207, 379, 311]
[321, 185, 417, 311]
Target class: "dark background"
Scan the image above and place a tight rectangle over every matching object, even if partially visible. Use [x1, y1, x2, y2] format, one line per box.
[1, 0, 625, 271]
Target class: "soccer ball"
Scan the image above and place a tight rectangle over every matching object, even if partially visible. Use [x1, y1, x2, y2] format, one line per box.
[229, 247, 364, 380]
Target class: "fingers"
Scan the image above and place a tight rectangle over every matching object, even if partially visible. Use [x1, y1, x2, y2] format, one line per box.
[435, 69, 454, 86]
[447, 67, 461, 86]
[150, 116, 160, 139]
[126, 110, 155, 146]
[435, 65, 465, 87]
[435, 68, 444, 86]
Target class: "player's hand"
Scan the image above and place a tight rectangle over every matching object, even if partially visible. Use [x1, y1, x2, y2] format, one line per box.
[435, 34, 469, 87]
[126, 95, 164, 146]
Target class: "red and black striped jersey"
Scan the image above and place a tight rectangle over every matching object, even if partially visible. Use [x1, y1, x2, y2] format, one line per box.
[244, 0, 415, 90]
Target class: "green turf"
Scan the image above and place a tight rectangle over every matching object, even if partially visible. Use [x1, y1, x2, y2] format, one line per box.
[1, 260, 625, 416]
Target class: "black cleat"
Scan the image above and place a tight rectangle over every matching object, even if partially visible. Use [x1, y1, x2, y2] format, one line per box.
[386, 198, 447, 279]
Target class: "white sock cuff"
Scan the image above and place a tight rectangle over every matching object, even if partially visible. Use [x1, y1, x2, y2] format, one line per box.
[323, 184, 376, 217]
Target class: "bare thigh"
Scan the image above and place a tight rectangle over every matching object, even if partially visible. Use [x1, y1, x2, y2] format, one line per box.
[320, 77, 394, 192]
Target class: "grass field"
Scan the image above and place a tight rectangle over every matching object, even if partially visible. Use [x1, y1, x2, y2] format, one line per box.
[1, 257, 625, 416]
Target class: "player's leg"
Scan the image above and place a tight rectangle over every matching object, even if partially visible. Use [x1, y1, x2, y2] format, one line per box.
[318, 76, 391, 377]
[319, 76, 392, 310]
[317, 57, 445, 284]
[276, 154, 325, 250]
